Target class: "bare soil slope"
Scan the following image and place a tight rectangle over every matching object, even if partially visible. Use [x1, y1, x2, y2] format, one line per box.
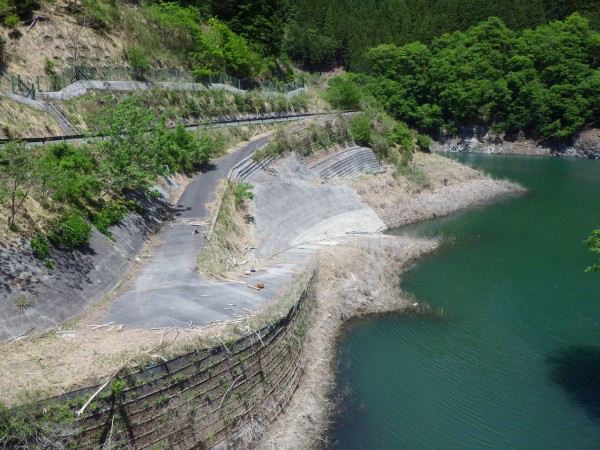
[2, 2, 127, 79]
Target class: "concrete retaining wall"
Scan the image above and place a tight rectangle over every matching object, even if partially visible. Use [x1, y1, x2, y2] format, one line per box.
[249, 154, 386, 258]
[0, 186, 173, 341]
[39, 80, 308, 101]
[36, 272, 314, 449]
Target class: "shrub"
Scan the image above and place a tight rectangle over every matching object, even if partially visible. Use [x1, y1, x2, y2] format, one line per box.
[234, 182, 254, 208]
[126, 45, 150, 80]
[31, 235, 50, 260]
[416, 134, 433, 152]
[349, 113, 372, 146]
[3, 14, 19, 28]
[49, 210, 91, 249]
[91, 201, 128, 236]
[324, 75, 362, 110]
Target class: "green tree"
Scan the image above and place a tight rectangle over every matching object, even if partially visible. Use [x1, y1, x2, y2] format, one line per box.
[194, 18, 263, 79]
[584, 228, 600, 272]
[37, 143, 101, 206]
[0, 141, 39, 228]
[126, 45, 150, 80]
[324, 75, 362, 110]
[94, 97, 163, 194]
[349, 113, 372, 146]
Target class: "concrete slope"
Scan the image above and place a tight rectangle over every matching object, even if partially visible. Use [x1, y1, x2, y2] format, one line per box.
[0, 190, 168, 341]
[103, 146, 387, 329]
[309, 146, 386, 179]
[249, 155, 386, 258]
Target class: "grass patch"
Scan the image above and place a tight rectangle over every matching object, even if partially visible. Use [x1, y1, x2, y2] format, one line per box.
[197, 180, 256, 279]
[57, 89, 310, 133]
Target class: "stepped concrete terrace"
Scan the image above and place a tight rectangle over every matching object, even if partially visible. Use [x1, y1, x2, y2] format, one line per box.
[309, 145, 387, 179]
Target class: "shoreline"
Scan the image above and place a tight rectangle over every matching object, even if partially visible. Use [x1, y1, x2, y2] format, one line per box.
[432, 127, 600, 159]
[0, 147, 525, 447]
[256, 162, 524, 449]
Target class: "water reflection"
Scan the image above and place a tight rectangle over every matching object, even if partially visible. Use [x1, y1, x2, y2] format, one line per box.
[547, 346, 600, 421]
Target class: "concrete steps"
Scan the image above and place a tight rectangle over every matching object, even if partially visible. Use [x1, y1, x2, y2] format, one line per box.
[231, 154, 277, 183]
[44, 102, 78, 135]
[310, 147, 386, 179]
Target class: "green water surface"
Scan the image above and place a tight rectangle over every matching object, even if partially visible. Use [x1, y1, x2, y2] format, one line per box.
[332, 154, 600, 449]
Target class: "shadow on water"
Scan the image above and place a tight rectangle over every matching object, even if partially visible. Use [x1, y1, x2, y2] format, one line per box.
[547, 346, 600, 421]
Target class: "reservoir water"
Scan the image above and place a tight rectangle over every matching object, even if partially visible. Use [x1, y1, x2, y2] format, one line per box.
[332, 154, 600, 449]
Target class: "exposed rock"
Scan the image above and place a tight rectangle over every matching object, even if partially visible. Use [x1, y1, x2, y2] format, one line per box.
[433, 126, 599, 159]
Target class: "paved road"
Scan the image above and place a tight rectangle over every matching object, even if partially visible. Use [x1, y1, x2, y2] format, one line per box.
[103, 136, 276, 328]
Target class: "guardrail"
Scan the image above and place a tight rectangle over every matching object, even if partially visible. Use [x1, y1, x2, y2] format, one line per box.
[0, 111, 360, 145]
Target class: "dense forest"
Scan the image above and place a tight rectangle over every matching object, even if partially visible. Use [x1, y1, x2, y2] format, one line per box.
[4, 0, 598, 73]
[325, 14, 599, 140]
[286, 0, 599, 70]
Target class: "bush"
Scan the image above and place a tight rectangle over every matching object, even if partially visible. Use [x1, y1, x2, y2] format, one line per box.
[234, 182, 254, 207]
[126, 45, 150, 80]
[416, 134, 433, 152]
[31, 235, 50, 259]
[49, 210, 91, 249]
[91, 202, 127, 236]
[3, 13, 18, 28]
[324, 75, 362, 110]
[349, 113, 372, 146]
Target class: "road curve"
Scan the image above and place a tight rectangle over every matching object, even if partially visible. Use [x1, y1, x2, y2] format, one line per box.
[103, 135, 272, 328]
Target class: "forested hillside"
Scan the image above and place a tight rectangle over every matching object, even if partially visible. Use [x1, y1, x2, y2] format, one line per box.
[287, 0, 600, 70]
[326, 14, 600, 141]
[2, 1, 598, 78]
[0, 0, 293, 81]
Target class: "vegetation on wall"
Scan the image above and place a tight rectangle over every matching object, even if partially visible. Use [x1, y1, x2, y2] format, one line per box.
[326, 15, 600, 140]
[57, 88, 309, 134]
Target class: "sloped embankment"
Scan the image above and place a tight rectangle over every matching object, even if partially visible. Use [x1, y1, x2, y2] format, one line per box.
[0, 185, 174, 341]
[255, 150, 526, 450]
[248, 153, 386, 259]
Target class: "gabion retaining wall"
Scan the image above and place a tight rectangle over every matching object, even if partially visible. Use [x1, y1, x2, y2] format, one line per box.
[40, 273, 314, 449]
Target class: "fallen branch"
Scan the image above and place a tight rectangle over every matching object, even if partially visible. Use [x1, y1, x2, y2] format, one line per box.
[213, 334, 231, 355]
[22, 15, 47, 25]
[145, 327, 174, 354]
[255, 332, 265, 348]
[148, 354, 167, 362]
[87, 322, 115, 329]
[76, 364, 123, 417]
[219, 374, 244, 408]
[5, 327, 35, 343]
[111, 230, 135, 251]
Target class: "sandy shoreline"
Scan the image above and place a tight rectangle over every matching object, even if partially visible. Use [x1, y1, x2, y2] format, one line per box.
[256, 157, 525, 449]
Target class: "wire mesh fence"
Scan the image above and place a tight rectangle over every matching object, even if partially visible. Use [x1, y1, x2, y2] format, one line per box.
[0, 66, 304, 98]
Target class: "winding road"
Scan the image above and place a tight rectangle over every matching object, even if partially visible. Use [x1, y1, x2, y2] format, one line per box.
[103, 135, 274, 328]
